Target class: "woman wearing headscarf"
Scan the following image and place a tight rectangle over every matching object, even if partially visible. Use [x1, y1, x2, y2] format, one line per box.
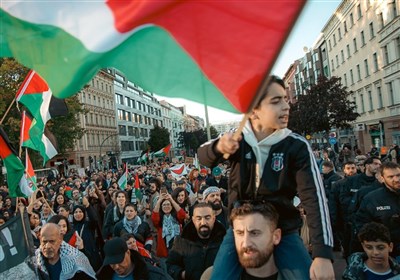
[72, 197, 102, 271]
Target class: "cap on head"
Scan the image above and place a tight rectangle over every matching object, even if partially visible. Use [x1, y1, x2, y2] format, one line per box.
[200, 168, 208, 175]
[103, 237, 128, 266]
[212, 167, 222, 176]
[203, 186, 220, 199]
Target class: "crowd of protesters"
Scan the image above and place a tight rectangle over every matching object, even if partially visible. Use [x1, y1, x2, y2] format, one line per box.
[0, 145, 399, 279]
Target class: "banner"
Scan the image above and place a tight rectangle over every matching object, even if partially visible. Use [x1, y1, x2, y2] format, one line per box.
[0, 211, 36, 278]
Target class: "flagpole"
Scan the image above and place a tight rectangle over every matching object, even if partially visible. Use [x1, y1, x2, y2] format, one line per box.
[0, 98, 16, 125]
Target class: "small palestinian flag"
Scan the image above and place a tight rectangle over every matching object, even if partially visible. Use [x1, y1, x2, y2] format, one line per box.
[153, 144, 171, 158]
[0, 128, 33, 197]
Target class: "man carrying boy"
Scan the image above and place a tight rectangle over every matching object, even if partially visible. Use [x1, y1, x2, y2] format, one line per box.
[198, 76, 334, 279]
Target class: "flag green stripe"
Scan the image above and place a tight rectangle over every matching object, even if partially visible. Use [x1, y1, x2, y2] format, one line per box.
[4, 154, 26, 197]
[2, 10, 238, 113]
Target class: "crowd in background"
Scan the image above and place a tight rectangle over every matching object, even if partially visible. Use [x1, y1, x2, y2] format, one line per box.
[0, 142, 399, 279]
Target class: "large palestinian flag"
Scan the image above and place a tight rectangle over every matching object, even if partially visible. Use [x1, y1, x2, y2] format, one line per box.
[1, 1, 305, 113]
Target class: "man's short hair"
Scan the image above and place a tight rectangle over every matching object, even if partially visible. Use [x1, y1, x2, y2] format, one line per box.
[380, 161, 400, 175]
[230, 201, 279, 228]
[255, 75, 285, 109]
[358, 222, 391, 244]
[364, 156, 380, 166]
[343, 161, 355, 166]
[192, 202, 213, 212]
[322, 161, 334, 169]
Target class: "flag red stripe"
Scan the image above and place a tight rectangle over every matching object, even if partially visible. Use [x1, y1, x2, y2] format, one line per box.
[0, 135, 12, 158]
[16, 70, 49, 99]
[107, 1, 305, 113]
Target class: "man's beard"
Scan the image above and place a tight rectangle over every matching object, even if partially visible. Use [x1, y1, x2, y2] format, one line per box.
[237, 246, 274, 268]
[198, 225, 211, 238]
[210, 200, 222, 211]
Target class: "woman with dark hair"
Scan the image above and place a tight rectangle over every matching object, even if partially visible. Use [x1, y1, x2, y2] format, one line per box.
[52, 193, 69, 213]
[48, 214, 84, 250]
[72, 199, 102, 271]
[171, 187, 191, 223]
[151, 193, 186, 258]
[102, 190, 127, 240]
[113, 204, 153, 251]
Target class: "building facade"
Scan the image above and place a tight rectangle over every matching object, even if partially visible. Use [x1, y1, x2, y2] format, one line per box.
[110, 68, 163, 164]
[322, 0, 400, 152]
[67, 69, 118, 170]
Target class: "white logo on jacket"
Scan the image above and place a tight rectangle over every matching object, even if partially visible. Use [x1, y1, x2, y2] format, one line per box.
[245, 152, 252, 159]
[271, 153, 284, 172]
[376, 206, 391, 211]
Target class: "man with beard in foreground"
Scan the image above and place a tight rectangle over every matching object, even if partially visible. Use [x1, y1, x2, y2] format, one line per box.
[231, 201, 282, 280]
[203, 186, 229, 228]
[166, 202, 226, 280]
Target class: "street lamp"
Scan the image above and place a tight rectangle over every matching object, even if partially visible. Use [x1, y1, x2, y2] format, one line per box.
[99, 133, 118, 170]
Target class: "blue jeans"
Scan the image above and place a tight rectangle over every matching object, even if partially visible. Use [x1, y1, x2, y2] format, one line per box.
[211, 228, 312, 280]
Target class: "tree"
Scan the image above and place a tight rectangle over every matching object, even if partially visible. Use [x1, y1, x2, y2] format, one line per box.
[177, 125, 219, 156]
[148, 125, 170, 152]
[288, 75, 359, 135]
[0, 58, 85, 165]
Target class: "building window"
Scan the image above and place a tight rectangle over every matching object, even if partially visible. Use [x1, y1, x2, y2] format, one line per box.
[392, 1, 397, 17]
[357, 4, 362, 19]
[364, 59, 369, 77]
[344, 73, 347, 86]
[331, 59, 335, 71]
[397, 37, 400, 60]
[357, 64, 361, 81]
[333, 34, 337, 46]
[373, 53, 379, 72]
[341, 50, 345, 63]
[350, 13, 354, 26]
[338, 27, 342, 40]
[353, 38, 358, 53]
[336, 55, 339, 67]
[388, 82, 394, 105]
[369, 23, 375, 39]
[346, 44, 351, 58]
[350, 69, 354, 85]
[115, 94, 123, 105]
[118, 125, 126, 136]
[360, 94, 365, 113]
[127, 112, 132, 122]
[377, 86, 383, 108]
[368, 90, 373, 111]
[361, 31, 365, 46]
[118, 109, 124, 120]
[329, 40, 332, 51]
[383, 45, 389, 65]
[344, 20, 348, 33]
[378, 13, 384, 29]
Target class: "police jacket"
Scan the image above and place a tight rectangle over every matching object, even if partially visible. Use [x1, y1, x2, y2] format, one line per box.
[166, 220, 226, 280]
[355, 187, 400, 256]
[198, 127, 333, 260]
[339, 173, 377, 223]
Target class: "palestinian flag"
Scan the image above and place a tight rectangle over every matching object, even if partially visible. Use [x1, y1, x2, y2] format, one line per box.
[25, 149, 37, 190]
[154, 144, 171, 158]
[16, 70, 68, 127]
[0, 128, 33, 198]
[169, 163, 188, 179]
[20, 110, 58, 163]
[117, 164, 128, 190]
[134, 173, 142, 201]
[137, 152, 149, 164]
[2, 1, 305, 114]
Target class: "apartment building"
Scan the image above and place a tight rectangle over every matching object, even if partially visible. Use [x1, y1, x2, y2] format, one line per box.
[322, 0, 400, 151]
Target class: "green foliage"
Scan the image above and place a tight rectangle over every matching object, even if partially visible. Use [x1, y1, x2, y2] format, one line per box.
[288, 76, 359, 135]
[0, 58, 85, 165]
[148, 125, 170, 152]
[178, 125, 218, 156]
